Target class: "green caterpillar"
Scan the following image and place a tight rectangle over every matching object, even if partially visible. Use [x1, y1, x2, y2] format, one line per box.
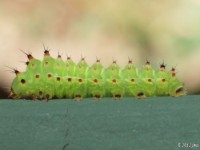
[9, 48, 186, 100]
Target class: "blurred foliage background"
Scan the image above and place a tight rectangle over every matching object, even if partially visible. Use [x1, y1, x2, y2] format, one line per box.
[0, 0, 200, 98]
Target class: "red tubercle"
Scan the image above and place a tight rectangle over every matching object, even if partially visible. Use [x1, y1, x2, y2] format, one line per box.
[19, 49, 34, 60]
[113, 60, 117, 64]
[42, 43, 51, 57]
[159, 60, 166, 71]
[44, 50, 50, 57]
[27, 54, 34, 60]
[78, 78, 83, 82]
[145, 60, 151, 66]
[14, 69, 21, 76]
[130, 78, 135, 82]
[57, 55, 62, 59]
[128, 57, 133, 64]
[171, 67, 176, 73]
[67, 78, 72, 82]
[96, 56, 101, 63]
[25, 61, 29, 66]
[47, 73, 52, 78]
[112, 79, 117, 83]
[56, 77, 61, 81]
[146, 62, 150, 65]
[35, 74, 40, 78]
[128, 60, 133, 64]
[171, 67, 176, 77]
[160, 64, 166, 71]
[96, 59, 100, 63]
[93, 79, 98, 83]
[172, 73, 176, 77]
[20, 79, 26, 84]
[5, 66, 21, 76]
[81, 56, 85, 61]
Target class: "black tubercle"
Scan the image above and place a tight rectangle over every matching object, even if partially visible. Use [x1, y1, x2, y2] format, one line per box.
[160, 60, 166, 69]
[21, 79, 26, 84]
[128, 60, 132, 64]
[75, 94, 82, 99]
[19, 49, 33, 60]
[94, 94, 101, 99]
[96, 59, 100, 63]
[115, 94, 121, 99]
[137, 92, 144, 97]
[146, 61, 150, 65]
[160, 64, 165, 69]
[128, 57, 133, 64]
[113, 60, 117, 64]
[171, 67, 176, 72]
[57, 52, 62, 58]
[44, 50, 49, 54]
[26, 61, 29, 66]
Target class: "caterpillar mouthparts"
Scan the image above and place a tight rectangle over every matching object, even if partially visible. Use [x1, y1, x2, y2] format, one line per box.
[8, 47, 186, 100]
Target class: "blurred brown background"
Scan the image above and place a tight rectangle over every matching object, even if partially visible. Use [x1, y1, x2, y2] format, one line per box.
[1, 0, 200, 98]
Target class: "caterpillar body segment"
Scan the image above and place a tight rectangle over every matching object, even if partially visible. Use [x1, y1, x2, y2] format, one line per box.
[65, 56, 76, 77]
[42, 52, 55, 74]
[121, 60, 143, 98]
[155, 71, 170, 96]
[63, 76, 75, 99]
[26, 58, 42, 73]
[54, 55, 66, 76]
[138, 62, 154, 97]
[87, 60, 105, 99]
[104, 61, 124, 99]
[9, 49, 186, 100]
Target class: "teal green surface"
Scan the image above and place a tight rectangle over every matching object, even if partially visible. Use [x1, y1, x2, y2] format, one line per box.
[0, 95, 200, 150]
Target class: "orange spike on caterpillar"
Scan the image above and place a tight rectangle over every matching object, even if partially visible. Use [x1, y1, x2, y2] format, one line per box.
[5, 66, 21, 76]
[19, 49, 34, 60]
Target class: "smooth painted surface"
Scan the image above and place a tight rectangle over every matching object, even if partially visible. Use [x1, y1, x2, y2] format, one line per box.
[0, 95, 200, 150]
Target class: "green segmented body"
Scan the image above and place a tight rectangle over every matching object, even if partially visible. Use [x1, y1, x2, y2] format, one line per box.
[9, 49, 186, 100]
